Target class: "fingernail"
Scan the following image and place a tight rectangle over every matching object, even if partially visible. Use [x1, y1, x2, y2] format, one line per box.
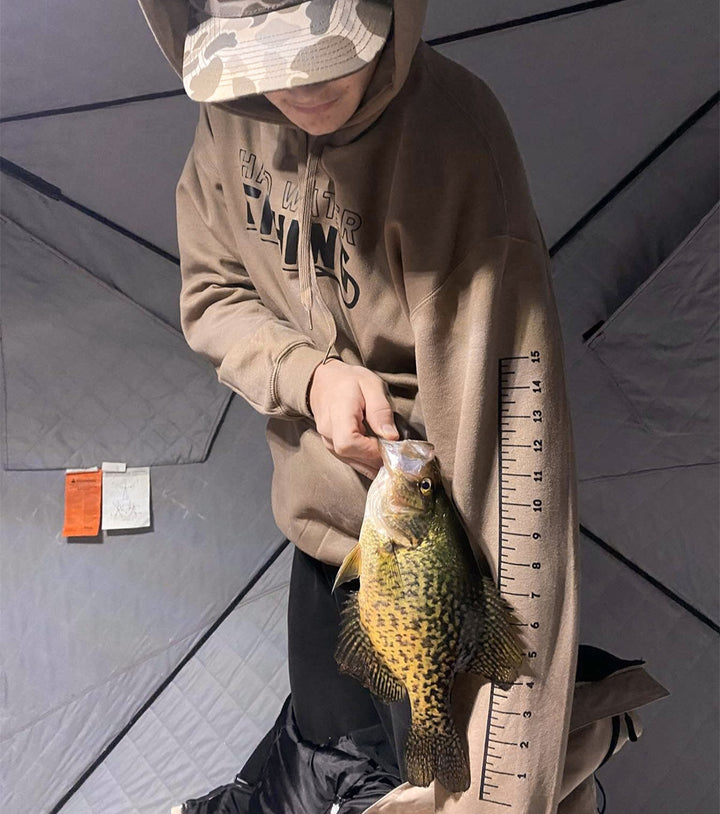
[382, 425, 399, 439]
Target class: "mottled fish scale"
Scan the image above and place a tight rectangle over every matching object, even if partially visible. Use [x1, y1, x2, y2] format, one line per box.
[360, 511, 470, 725]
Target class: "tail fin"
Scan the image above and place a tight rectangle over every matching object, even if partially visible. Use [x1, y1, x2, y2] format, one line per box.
[405, 721, 470, 793]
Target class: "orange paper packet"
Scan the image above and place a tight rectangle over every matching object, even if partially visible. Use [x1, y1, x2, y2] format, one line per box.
[63, 470, 102, 537]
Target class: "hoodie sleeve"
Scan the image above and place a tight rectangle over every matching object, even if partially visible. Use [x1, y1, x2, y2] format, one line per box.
[407, 232, 579, 812]
[175, 109, 327, 418]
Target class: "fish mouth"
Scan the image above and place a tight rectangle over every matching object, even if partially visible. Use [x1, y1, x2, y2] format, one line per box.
[372, 441, 437, 549]
[379, 439, 435, 476]
[366, 470, 422, 549]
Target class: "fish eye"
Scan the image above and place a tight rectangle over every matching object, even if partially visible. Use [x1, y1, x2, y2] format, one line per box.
[419, 478, 433, 495]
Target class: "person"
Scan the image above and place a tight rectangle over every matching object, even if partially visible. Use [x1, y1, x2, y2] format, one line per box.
[138, 1, 628, 811]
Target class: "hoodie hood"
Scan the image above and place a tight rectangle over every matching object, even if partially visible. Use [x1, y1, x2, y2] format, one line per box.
[138, 0, 428, 141]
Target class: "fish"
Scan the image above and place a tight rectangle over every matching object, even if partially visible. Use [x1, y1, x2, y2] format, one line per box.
[333, 439, 524, 793]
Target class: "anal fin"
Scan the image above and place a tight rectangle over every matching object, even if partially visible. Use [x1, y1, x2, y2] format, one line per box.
[335, 594, 406, 703]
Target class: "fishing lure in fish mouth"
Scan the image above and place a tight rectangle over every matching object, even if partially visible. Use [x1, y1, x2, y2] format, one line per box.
[334, 439, 524, 793]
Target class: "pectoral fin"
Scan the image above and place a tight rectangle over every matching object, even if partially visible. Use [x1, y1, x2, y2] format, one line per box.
[332, 542, 362, 593]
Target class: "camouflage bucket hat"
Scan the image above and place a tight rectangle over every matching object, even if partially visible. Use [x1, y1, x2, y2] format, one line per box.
[183, 0, 393, 103]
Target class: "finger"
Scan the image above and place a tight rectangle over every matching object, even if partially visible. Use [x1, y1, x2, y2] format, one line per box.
[360, 377, 399, 440]
[328, 404, 383, 470]
[332, 421, 378, 464]
[347, 459, 380, 481]
[336, 447, 381, 480]
[342, 434, 384, 472]
[322, 434, 379, 480]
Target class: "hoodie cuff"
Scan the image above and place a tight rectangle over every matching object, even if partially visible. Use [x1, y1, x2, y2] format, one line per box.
[273, 343, 329, 419]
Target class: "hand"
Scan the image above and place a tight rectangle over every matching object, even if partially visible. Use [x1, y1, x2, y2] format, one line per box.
[308, 359, 399, 479]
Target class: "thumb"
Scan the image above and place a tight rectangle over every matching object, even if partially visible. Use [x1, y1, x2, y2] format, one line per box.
[362, 379, 399, 440]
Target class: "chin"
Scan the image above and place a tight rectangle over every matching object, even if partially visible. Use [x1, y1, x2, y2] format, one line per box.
[290, 109, 353, 136]
[294, 118, 340, 136]
[297, 122, 328, 135]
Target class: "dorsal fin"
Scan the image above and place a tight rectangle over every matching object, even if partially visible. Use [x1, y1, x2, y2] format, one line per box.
[332, 542, 362, 592]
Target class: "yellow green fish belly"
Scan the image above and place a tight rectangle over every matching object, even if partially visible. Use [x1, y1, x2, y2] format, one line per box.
[358, 524, 466, 729]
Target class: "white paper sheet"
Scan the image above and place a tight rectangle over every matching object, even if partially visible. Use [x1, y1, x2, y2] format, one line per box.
[102, 466, 151, 530]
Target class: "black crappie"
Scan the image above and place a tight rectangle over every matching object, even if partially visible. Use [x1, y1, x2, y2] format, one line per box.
[334, 439, 523, 792]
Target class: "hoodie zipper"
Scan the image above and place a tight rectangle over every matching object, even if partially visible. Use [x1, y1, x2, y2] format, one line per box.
[298, 136, 338, 357]
[298, 144, 320, 328]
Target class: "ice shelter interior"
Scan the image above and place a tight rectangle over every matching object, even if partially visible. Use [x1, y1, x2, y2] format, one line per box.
[0, 0, 718, 812]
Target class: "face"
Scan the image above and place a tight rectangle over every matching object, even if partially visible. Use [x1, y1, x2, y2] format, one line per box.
[264, 58, 378, 135]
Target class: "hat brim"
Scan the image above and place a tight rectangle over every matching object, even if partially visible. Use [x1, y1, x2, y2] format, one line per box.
[182, 0, 392, 103]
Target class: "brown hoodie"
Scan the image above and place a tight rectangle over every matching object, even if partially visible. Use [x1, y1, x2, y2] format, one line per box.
[138, 2, 666, 811]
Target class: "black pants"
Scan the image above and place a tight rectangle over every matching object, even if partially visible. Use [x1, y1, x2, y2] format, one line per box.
[238, 545, 411, 798]
[287, 546, 411, 773]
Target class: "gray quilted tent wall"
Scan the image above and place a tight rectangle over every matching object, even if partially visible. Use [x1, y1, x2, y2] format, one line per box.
[0, 1, 718, 813]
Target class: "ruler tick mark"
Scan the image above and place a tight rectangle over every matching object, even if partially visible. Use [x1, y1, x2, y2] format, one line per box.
[493, 354, 546, 803]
